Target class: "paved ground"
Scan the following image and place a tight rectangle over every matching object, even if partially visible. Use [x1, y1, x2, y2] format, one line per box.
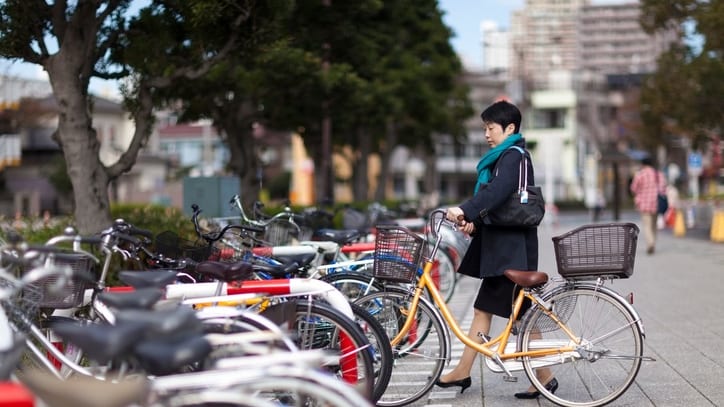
[407, 210, 724, 407]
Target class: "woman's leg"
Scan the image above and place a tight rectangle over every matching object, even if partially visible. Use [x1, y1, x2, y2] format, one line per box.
[641, 212, 656, 253]
[439, 308, 492, 382]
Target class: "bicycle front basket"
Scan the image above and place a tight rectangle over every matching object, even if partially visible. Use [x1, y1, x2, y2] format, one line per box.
[552, 223, 639, 280]
[373, 225, 426, 283]
[27, 253, 94, 309]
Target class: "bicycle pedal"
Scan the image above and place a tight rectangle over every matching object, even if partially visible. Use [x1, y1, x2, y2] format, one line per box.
[503, 375, 518, 383]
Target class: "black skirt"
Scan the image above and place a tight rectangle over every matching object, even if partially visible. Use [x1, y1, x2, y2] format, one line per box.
[473, 274, 531, 319]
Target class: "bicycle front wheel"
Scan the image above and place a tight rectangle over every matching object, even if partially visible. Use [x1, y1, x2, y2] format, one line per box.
[354, 288, 448, 407]
[520, 286, 643, 407]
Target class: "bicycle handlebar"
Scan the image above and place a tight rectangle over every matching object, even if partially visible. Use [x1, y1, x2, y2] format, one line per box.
[229, 195, 300, 230]
[191, 203, 265, 243]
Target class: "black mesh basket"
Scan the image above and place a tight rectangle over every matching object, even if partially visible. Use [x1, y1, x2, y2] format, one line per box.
[552, 223, 639, 280]
[24, 253, 93, 309]
[373, 225, 426, 283]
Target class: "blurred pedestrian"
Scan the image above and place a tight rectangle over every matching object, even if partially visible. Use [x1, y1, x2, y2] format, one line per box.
[630, 157, 666, 254]
[592, 188, 606, 222]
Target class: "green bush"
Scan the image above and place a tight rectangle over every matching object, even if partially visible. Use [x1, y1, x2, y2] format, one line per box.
[0, 204, 200, 287]
[110, 203, 197, 240]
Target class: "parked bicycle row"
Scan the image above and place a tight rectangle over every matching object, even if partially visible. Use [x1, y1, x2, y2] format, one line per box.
[0, 195, 468, 406]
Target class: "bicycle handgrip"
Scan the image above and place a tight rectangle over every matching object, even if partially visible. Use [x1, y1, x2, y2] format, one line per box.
[127, 226, 154, 240]
[77, 236, 104, 245]
[115, 233, 141, 246]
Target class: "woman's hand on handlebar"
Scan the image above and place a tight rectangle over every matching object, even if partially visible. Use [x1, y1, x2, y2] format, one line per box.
[445, 207, 474, 234]
[445, 207, 465, 224]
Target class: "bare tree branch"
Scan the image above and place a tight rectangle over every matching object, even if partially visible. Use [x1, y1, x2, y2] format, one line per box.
[49, 0, 67, 47]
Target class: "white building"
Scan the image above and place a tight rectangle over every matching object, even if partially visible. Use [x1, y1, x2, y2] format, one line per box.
[481, 21, 510, 75]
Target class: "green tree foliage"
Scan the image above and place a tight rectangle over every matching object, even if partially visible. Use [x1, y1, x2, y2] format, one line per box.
[0, 0, 251, 233]
[142, 0, 471, 204]
[1, 0, 472, 226]
[639, 0, 723, 148]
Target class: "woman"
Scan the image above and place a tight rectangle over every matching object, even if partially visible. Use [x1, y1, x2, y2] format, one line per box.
[439, 100, 556, 398]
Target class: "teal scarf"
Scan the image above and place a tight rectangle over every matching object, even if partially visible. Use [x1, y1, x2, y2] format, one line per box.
[474, 133, 523, 194]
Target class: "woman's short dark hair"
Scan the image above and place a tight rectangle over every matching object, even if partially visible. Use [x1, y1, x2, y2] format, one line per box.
[480, 100, 522, 133]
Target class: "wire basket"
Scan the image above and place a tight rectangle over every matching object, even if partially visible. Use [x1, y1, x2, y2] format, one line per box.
[155, 231, 212, 263]
[2, 274, 42, 331]
[264, 221, 299, 246]
[25, 253, 93, 309]
[552, 223, 639, 280]
[373, 225, 426, 283]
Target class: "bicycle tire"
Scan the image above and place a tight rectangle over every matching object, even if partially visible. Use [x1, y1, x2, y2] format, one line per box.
[348, 302, 393, 403]
[520, 286, 643, 407]
[429, 244, 457, 302]
[195, 366, 374, 407]
[354, 289, 448, 407]
[290, 300, 376, 401]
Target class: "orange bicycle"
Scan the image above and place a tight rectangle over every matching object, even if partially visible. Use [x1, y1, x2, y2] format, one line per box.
[355, 208, 653, 406]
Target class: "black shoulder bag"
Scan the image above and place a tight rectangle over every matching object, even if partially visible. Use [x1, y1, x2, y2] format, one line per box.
[480, 146, 545, 228]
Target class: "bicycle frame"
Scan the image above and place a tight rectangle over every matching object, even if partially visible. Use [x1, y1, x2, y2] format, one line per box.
[388, 212, 582, 375]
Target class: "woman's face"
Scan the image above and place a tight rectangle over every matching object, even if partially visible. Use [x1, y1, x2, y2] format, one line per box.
[483, 121, 514, 147]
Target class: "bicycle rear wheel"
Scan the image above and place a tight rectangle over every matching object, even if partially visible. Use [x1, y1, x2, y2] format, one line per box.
[354, 289, 447, 407]
[520, 286, 643, 407]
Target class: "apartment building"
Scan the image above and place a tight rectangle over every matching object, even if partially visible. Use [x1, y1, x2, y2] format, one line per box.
[578, 2, 680, 75]
[501, 0, 681, 207]
[510, 0, 586, 90]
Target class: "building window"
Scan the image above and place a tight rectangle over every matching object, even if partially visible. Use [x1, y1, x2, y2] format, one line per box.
[533, 108, 566, 129]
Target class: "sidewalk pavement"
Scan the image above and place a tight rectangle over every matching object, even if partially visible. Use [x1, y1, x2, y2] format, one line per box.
[409, 212, 724, 407]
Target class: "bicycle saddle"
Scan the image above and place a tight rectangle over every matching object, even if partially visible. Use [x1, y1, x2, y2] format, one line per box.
[503, 269, 548, 288]
[195, 260, 253, 282]
[97, 287, 164, 310]
[313, 229, 362, 245]
[119, 270, 178, 288]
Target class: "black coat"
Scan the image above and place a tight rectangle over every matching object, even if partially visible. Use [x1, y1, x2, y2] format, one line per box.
[457, 140, 539, 278]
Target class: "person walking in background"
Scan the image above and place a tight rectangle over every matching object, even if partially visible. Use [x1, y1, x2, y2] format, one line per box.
[440, 100, 555, 399]
[630, 157, 667, 254]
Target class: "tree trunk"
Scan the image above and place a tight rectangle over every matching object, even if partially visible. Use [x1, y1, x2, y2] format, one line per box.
[214, 105, 260, 215]
[374, 120, 397, 201]
[46, 52, 112, 234]
[353, 129, 370, 201]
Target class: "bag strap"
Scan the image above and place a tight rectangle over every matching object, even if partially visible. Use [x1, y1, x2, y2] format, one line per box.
[507, 146, 528, 192]
[492, 145, 529, 191]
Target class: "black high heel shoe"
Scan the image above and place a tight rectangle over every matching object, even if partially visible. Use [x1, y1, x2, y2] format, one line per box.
[434, 376, 472, 394]
[514, 378, 558, 399]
